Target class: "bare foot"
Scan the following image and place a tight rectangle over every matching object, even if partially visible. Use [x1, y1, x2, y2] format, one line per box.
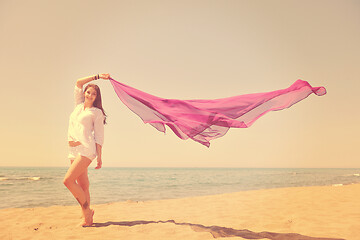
[80, 208, 94, 219]
[80, 209, 94, 227]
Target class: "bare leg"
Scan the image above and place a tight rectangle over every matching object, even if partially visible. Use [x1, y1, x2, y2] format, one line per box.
[77, 170, 90, 205]
[64, 155, 93, 226]
[71, 160, 90, 207]
[77, 169, 94, 223]
[75, 164, 92, 219]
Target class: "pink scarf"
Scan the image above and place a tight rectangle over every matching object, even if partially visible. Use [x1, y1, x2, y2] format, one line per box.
[109, 78, 326, 147]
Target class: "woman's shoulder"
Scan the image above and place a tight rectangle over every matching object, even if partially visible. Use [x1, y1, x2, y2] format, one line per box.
[93, 107, 105, 116]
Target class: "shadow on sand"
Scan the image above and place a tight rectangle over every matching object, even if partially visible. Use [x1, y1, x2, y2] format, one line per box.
[88, 220, 345, 240]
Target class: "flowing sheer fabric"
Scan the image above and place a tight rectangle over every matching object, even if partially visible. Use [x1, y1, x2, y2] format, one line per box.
[109, 78, 326, 147]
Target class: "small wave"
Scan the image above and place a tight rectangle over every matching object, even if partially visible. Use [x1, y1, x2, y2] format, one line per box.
[0, 176, 41, 181]
[343, 173, 360, 177]
[28, 177, 41, 181]
[15, 177, 41, 181]
[332, 184, 343, 187]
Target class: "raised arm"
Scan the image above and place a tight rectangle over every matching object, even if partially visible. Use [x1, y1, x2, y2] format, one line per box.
[76, 73, 111, 88]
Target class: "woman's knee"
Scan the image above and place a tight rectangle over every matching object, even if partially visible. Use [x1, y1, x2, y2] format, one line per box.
[63, 176, 74, 187]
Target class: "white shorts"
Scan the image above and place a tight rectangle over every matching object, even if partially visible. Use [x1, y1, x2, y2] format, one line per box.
[68, 144, 97, 161]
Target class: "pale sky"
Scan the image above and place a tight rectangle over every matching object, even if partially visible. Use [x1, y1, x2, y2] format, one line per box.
[0, 0, 359, 168]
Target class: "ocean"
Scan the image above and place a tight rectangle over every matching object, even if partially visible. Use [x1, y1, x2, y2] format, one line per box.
[1, 167, 359, 209]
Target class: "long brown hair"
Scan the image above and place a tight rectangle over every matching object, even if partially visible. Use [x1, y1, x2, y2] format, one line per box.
[84, 84, 107, 125]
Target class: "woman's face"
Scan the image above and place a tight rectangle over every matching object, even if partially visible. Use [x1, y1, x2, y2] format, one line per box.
[84, 87, 97, 105]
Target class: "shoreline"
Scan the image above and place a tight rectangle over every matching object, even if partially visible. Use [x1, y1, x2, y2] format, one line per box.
[1, 183, 359, 239]
[2, 181, 359, 210]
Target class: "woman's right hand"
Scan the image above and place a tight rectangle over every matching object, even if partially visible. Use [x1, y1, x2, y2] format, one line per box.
[99, 73, 111, 80]
[68, 141, 82, 147]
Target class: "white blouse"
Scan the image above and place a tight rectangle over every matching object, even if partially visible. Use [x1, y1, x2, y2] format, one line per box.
[67, 85, 105, 154]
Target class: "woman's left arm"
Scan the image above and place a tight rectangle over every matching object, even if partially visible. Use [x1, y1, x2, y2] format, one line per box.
[95, 143, 102, 169]
[94, 111, 105, 169]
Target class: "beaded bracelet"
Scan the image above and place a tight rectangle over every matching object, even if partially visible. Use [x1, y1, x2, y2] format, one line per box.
[94, 74, 100, 80]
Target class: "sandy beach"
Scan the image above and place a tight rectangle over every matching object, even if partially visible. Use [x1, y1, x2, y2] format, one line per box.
[1, 183, 359, 240]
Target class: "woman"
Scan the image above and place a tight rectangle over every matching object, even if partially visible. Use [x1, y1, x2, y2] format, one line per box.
[63, 73, 110, 226]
